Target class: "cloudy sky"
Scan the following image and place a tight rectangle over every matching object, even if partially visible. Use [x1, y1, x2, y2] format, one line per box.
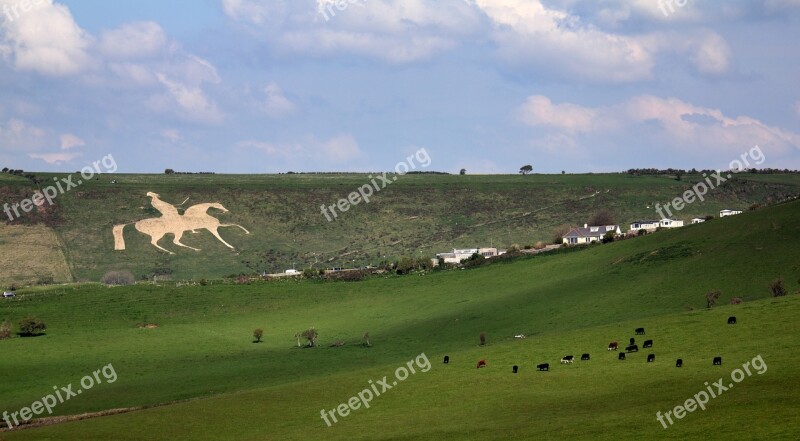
[1, 0, 799, 174]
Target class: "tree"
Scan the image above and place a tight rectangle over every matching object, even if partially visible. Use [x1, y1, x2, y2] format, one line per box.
[519, 165, 533, 175]
[459, 168, 466, 175]
[362, 331, 371, 347]
[479, 332, 486, 346]
[253, 328, 263, 343]
[602, 231, 616, 244]
[0, 321, 11, 340]
[101, 270, 135, 286]
[18, 317, 47, 336]
[301, 328, 319, 347]
[552, 224, 573, 244]
[705, 290, 722, 308]
[588, 209, 614, 226]
[770, 277, 787, 297]
[164, 169, 175, 174]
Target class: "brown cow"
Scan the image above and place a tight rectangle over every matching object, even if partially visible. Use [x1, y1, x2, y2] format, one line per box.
[608, 341, 618, 351]
[476, 359, 487, 369]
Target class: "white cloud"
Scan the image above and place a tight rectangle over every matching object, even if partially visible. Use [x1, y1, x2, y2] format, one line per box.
[161, 129, 182, 143]
[263, 82, 297, 118]
[518, 94, 800, 157]
[237, 133, 362, 164]
[149, 56, 223, 123]
[0, 118, 47, 149]
[59, 133, 85, 149]
[99, 21, 167, 60]
[0, 0, 93, 75]
[29, 151, 81, 164]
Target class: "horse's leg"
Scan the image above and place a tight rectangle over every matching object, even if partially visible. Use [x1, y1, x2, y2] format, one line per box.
[220, 224, 250, 235]
[149, 233, 175, 255]
[172, 230, 201, 251]
[207, 227, 235, 249]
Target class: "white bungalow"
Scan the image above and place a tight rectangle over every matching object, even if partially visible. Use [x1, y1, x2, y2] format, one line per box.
[720, 209, 742, 217]
[562, 225, 622, 245]
[691, 218, 706, 224]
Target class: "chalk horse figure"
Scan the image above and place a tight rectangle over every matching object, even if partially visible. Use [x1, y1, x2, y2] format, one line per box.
[113, 192, 250, 254]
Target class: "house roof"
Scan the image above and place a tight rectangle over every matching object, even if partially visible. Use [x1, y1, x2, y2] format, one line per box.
[564, 225, 619, 238]
[630, 220, 660, 224]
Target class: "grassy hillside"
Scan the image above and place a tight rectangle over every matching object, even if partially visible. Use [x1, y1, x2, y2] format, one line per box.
[1, 172, 799, 283]
[0, 200, 798, 439]
[0, 224, 72, 286]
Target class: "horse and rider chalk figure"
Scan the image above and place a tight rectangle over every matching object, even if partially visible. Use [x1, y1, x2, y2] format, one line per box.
[113, 192, 249, 254]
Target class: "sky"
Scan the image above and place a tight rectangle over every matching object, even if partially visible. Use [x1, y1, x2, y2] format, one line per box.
[0, 0, 799, 174]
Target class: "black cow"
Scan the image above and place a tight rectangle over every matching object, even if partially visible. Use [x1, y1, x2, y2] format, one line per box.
[713, 357, 722, 366]
[537, 363, 549, 371]
[635, 327, 645, 335]
[581, 353, 590, 361]
[443, 355, 449, 364]
[512, 365, 518, 374]
[643, 339, 653, 348]
[560, 355, 575, 364]
[619, 353, 626, 360]
[676, 358, 683, 368]
[647, 354, 655, 363]
[728, 316, 737, 325]
[626, 344, 638, 353]
[630, 337, 635, 345]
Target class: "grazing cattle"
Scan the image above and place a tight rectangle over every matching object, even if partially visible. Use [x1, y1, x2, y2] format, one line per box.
[629, 337, 635, 346]
[647, 354, 655, 363]
[581, 353, 590, 361]
[512, 365, 518, 373]
[477, 359, 487, 369]
[713, 357, 722, 366]
[608, 341, 618, 351]
[676, 358, 683, 368]
[643, 339, 653, 348]
[625, 344, 638, 353]
[537, 363, 549, 371]
[728, 316, 737, 325]
[635, 327, 645, 335]
[443, 355, 449, 364]
[619, 353, 626, 360]
[560, 355, 574, 364]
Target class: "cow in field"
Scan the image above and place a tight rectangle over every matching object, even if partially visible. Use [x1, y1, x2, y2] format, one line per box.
[608, 341, 618, 351]
[537, 363, 549, 371]
[635, 327, 645, 335]
[728, 316, 737, 325]
[676, 359, 683, 368]
[443, 355, 449, 364]
[560, 355, 574, 364]
[626, 344, 638, 353]
[713, 357, 722, 366]
[512, 365, 518, 373]
[643, 339, 653, 348]
[477, 359, 487, 369]
[647, 354, 655, 363]
[581, 353, 590, 361]
[619, 353, 626, 360]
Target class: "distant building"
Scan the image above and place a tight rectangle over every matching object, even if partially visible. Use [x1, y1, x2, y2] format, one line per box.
[719, 209, 742, 217]
[562, 225, 621, 245]
[435, 247, 505, 264]
[285, 269, 301, 275]
[659, 218, 684, 228]
[3, 292, 15, 298]
[691, 218, 706, 224]
[629, 219, 683, 233]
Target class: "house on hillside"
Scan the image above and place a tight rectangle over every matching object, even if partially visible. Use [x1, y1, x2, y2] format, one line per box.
[720, 209, 742, 217]
[3, 292, 15, 298]
[562, 224, 622, 245]
[435, 247, 506, 264]
[629, 219, 683, 233]
[691, 217, 706, 224]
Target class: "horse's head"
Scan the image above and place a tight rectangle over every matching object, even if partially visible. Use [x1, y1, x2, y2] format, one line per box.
[207, 203, 228, 213]
[146, 192, 160, 198]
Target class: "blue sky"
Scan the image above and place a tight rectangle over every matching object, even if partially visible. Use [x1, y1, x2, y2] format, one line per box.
[1, 0, 799, 173]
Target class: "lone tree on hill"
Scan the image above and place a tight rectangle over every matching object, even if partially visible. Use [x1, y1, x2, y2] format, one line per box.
[479, 332, 486, 346]
[253, 328, 263, 343]
[705, 290, 722, 308]
[302, 328, 319, 347]
[519, 165, 533, 175]
[18, 317, 46, 336]
[588, 209, 614, 226]
[770, 277, 787, 297]
[460, 168, 466, 175]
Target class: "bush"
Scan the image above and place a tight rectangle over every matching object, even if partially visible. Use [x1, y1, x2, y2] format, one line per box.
[705, 290, 722, 308]
[729, 297, 743, 305]
[253, 328, 263, 343]
[0, 321, 11, 340]
[301, 328, 318, 347]
[101, 270, 135, 286]
[303, 268, 317, 279]
[534, 241, 546, 250]
[18, 317, 46, 336]
[479, 332, 486, 346]
[602, 231, 616, 244]
[770, 277, 787, 297]
[199, 278, 208, 286]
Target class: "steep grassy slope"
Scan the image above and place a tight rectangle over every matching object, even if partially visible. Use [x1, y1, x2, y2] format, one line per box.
[1, 172, 798, 283]
[0, 201, 798, 439]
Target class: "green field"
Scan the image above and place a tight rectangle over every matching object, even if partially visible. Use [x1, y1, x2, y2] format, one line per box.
[2, 172, 800, 282]
[1, 199, 798, 440]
